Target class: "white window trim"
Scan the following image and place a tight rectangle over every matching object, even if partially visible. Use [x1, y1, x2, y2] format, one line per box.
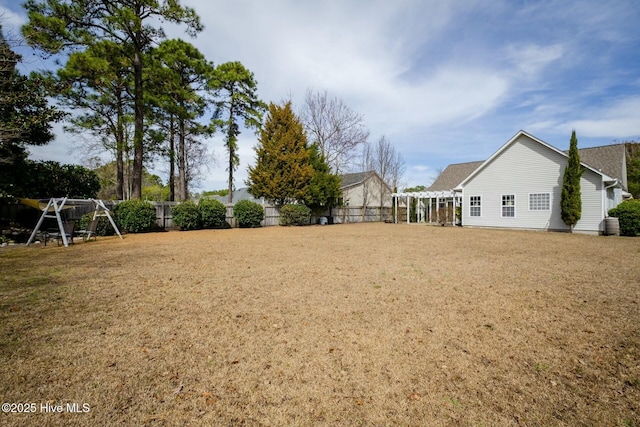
[469, 195, 481, 218]
[528, 192, 551, 211]
[501, 194, 516, 218]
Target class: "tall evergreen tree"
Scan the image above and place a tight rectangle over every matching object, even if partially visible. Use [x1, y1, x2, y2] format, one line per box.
[0, 26, 65, 196]
[22, 0, 202, 199]
[147, 39, 214, 201]
[56, 40, 134, 200]
[247, 102, 313, 206]
[211, 61, 266, 204]
[561, 130, 582, 231]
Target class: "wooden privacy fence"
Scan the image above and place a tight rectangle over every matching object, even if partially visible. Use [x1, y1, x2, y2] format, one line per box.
[151, 202, 398, 229]
[329, 207, 395, 224]
[1, 199, 401, 230]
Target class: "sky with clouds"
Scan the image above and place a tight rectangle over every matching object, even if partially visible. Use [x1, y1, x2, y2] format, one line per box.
[1, 0, 639, 191]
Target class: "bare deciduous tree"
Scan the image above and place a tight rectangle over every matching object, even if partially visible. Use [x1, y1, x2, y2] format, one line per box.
[183, 136, 213, 197]
[301, 89, 369, 174]
[366, 136, 406, 209]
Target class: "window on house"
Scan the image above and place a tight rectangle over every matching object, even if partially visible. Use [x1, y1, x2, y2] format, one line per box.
[529, 193, 550, 211]
[502, 194, 515, 217]
[469, 196, 481, 217]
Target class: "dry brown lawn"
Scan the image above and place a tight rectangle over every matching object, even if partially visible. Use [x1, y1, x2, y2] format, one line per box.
[1, 223, 639, 426]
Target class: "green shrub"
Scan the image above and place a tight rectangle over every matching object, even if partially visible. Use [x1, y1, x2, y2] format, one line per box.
[77, 212, 115, 236]
[608, 199, 640, 236]
[198, 198, 227, 228]
[113, 200, 157, 233]
[172, 201, 202, 230]
[233, 200, 264, 228]
[279, 204, 311, 226]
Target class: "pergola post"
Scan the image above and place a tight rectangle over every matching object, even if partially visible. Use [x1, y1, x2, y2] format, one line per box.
[406, 195, 411, 223]
[394, 194, 398, 224]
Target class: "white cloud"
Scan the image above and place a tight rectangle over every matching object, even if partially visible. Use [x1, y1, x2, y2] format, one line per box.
[0, 4, 26, 31]
[403, 164, 437, 189]
[560, 97, 640, 138]
[506, 43, 564, 78]
[524, 96, 640, 140]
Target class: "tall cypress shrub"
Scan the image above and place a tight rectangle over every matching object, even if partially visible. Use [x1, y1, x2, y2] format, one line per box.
[561, 130, 582, 232]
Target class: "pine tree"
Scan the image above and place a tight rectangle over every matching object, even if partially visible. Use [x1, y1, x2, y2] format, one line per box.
[247, 102, 313, 205]
[561, 130, 582, 231]
[210, 62, 266, 204]
[147, 39, 214, 201]
[1, 26, 65, 196]
[23, 0, 202, 199]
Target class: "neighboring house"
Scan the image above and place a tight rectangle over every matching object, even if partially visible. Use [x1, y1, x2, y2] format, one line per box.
[456, 130, 626, 234]
[339, 171, 393, 208]
[393, 130, 628, 234]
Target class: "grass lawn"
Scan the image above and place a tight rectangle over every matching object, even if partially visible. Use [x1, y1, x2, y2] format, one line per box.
[1, 223, 639, 426]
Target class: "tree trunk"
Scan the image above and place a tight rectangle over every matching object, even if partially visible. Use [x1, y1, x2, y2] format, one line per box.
[178, 118, 187, 201]
[115, 96, 125, 200]
[168, 115, 175, 202]
[131, 46, 144, 199]
[227, 105, 235, 205]
[116, 142, 124, 200]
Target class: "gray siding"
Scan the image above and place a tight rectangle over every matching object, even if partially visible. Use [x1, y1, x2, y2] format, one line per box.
[462, 134, 605, 233]
[573, 170, 604, 233]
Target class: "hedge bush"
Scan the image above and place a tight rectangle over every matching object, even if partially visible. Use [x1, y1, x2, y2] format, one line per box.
[233, 200, 264, 228]
[113, 200, 156, 233]
[172, 201, 202, 230]
[608, 199, 640, 236]
[77, 212, 115, 236]
[279, 204, 311, 226]
[199, 198, 227, 228]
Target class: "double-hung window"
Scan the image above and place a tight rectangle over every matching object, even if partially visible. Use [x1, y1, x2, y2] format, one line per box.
[469, 196, 481, 217]
[529, 193, 550, 211]
[501, 194, 515, 217]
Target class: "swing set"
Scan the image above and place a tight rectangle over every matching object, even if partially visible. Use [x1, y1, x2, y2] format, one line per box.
[21, 197, 123, 247]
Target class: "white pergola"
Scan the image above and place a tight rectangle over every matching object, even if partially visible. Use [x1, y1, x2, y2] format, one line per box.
[24, 198, 123, 247]
[392, 190, 461, 224]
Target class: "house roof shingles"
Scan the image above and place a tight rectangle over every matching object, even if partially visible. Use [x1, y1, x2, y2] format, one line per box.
[340, 171, 372, 189]
[574, 144, 626, 186]
[426, 143, 626, 193]
[426, 161, 484, 191]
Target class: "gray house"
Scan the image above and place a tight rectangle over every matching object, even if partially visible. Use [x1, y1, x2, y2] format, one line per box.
[394, 130, 628, 233]
[339, 171, 393, 208]
[457, 130, 626, 233]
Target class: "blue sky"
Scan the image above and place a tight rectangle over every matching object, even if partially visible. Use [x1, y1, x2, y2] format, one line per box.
[2, 0, 639, 191]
